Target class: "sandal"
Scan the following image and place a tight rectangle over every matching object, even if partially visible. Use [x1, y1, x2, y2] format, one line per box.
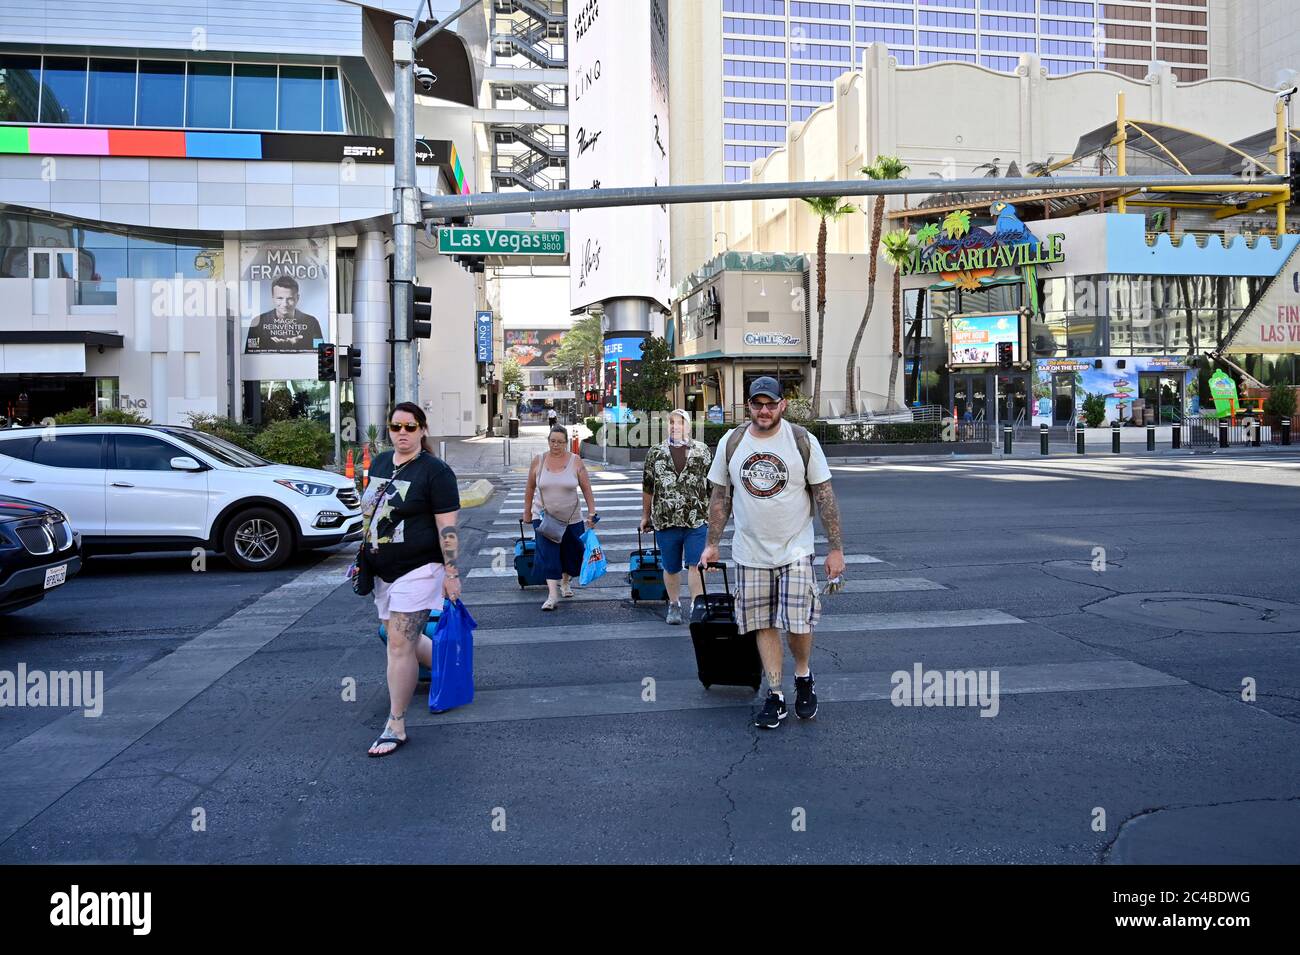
[541, 597, 557, 611]
[367, 733, 407, 757]
[561, 582, 575, 598]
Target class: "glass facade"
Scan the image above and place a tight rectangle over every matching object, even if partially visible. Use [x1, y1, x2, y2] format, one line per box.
[722, 1, 1209, 180]
[0, 210, 223, 306]
[0, 53, 361, 133]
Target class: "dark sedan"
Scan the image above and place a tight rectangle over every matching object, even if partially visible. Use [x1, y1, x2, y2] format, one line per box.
[0, 494, 82, 614]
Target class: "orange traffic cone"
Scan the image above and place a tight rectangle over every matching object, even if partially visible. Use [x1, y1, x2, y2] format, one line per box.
[362, 444, 371, 489]
[344, 449, 354, 481]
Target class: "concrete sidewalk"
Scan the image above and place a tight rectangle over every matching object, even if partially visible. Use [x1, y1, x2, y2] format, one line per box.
[428, 423, 583, 478]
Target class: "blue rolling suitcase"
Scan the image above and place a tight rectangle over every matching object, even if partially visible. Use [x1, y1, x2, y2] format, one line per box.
[627, 527, 668, 603]
[377, 606, 441, 682]
[515, 519, 549, 588]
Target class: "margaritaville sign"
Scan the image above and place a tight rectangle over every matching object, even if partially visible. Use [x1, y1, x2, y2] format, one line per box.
[895, 204, 1065, 289]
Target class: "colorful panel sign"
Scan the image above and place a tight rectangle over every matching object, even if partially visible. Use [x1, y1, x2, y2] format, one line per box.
[503, 329, 565, 368]
[949, 312, 1021, 366]
[475, 311, 494, 363]
[1223, 246, 1300, 353]
[241, 239, 330, 354]
[1031, 356, 1196, 426]
[0, 126, 466, 190]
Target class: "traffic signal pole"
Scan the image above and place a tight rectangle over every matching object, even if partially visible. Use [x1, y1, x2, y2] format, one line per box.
[393, 0, 480, 409]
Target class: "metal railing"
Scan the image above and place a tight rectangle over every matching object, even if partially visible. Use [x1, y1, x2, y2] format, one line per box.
[1182, 415, 1271, 447]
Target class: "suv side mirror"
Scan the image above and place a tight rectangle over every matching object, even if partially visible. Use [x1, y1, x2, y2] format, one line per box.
[170, 456, 204, 472]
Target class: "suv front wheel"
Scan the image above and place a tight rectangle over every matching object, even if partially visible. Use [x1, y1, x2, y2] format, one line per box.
[223, 507, 293, 571]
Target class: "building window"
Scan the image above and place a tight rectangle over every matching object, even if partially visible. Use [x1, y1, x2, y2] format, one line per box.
[919, 51, 976, 64]
[279, 66, 323, 132]
[919, 11, 974, 28]
[40, 57, 88, 125]
[723, 38, 787, 57]
[187, 62, 232, 129]
[1045, 58, 1097, 74]
[982, 35, 1036, 52]
[724, 16, 786, 36]
[87, 58, 136, 126]
[136, 61, 185, 127]
[792, 21, 852, 40]
[856, 5, 913, 24]
[723, 80, 787, 99]
[1041, 39, 1095, 57]
[0, 54, 41, 123]
[791, 84, 835, 102]
[790, 42, 853, 61]
[724, 59, 787, 78]
[724, 0, 785, 12]
[233, 64, 278, 130]
[980, 55, 1020, 71]
[790, 2, 850, 18]
[981, 15, 1035, 32]
[979, 0, 1034, 10]
[856, 26, 913, 44]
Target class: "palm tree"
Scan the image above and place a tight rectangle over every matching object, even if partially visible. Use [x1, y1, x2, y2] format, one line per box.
[972, 158, 1001, 178]
[1026, 157, 1055, 178]
[845, 155, 909, 415]
[802, 195, 857, 416]
[880, 229, 915, 413]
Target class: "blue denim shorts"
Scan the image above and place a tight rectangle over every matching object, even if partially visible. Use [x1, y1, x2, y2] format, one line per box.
[655, 524, 708, 575]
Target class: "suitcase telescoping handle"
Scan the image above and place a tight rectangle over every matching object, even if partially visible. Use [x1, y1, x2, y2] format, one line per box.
[696, 560, 729, 596]
[636, 525, 661, 555]
[519, 519, 532, 543]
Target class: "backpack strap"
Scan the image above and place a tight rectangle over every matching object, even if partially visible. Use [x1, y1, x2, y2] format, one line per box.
[790, 423, 817, 509]
[723, 426, 747, 506]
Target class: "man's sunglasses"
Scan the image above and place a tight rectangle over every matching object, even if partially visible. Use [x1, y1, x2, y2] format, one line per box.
[388, 422, 421, 433]
[748, 399, 781, 410]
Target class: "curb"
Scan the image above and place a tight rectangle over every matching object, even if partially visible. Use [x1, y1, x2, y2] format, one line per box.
[458, 479, 495, 508]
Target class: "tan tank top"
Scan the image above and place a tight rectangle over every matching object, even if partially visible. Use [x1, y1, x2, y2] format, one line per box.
[536, 452, 581, 522]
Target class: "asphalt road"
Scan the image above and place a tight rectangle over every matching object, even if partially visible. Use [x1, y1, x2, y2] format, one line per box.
[1, 450, 1298, 864]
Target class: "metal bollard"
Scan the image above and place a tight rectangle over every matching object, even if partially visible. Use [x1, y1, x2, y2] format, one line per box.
[503, 437, 511, 468]
[1003, 426, 1013, 455]
[1284, 417, 1292, 446]
[438, 439, 447, 460]
[1076, 425, 1085, 455]
[1172, 423, 1181, 449]
[1219, 422, 1229, 449]
[1039, 423, 1049, 455]
[1253, 421, 1261, 447]
[1146, 424, 1155, 451]
[1111, 422, 1121, 454]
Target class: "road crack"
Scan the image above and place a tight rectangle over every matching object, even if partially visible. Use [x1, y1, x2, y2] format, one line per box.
[716, 734, 760, 863]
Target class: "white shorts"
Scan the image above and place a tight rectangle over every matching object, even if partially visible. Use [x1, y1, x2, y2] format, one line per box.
[373, 563, 445, 619]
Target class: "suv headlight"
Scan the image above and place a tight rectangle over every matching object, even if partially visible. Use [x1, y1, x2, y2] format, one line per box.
[274, 479, 336, 497]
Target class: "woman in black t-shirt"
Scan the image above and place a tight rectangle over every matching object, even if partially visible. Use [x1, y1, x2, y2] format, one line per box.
[360, 402, 462, 757]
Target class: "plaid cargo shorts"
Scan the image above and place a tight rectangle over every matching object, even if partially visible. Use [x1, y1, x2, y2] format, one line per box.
[735, 556, 822, 635]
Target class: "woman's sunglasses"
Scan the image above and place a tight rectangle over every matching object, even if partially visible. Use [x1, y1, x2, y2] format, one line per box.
[388, 422, 421, 433]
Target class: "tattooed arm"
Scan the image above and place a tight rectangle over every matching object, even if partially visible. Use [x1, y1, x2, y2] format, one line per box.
[811, 481, 845, 580]
[697, 483, 732, 569]
[436, 510, 461, 601]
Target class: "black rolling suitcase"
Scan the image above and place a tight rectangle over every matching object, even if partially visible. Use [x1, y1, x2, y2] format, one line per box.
[689, 562, 762, 692]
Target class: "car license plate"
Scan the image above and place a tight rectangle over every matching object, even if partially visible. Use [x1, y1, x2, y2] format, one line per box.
[43, 564, 67, 589]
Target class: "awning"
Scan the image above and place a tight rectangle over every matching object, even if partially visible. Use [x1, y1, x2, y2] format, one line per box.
[0, 331, 124, 348]
[672, 351, 810, 362]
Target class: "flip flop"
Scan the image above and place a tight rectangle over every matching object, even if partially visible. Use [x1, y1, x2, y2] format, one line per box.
[561, 584, 575, 598]
[541, 597, 557, 611]
[367, 733, 408, 757]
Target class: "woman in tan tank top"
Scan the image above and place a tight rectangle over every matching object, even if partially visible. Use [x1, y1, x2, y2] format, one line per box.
[523, 426, 599, 610]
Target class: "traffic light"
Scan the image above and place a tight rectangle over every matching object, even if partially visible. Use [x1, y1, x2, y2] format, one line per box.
[584, 389, 598, 403]
[412, 283, 432, 339]
[997, 341, 1014, 369]
[1290, 153, 1299, 206]
[317, 342, 336, 381]
[340, 346, 362, 380]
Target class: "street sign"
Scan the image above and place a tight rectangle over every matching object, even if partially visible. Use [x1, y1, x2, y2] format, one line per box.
[523, 390, 576, 399]
[439, 228, 566, 256]
[476, 311, 493, 362]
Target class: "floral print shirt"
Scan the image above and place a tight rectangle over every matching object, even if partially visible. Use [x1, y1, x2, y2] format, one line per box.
[642, 440, 712, 530]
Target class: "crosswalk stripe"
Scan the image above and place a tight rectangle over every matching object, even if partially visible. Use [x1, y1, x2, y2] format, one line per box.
[477, 538, 827, 554]
[491, 515, 649, 525]
[482, 529, 823, 542]
[467, 608, 1017, 644]
[462, 576, 946, 606]
[466, 553, 883, 577]
[404, 660, 1183, 727]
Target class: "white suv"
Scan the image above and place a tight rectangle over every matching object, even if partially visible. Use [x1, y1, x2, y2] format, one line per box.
[0, 425, 362, 571]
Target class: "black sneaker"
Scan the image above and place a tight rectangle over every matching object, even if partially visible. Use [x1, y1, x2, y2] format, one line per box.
[794, 674, 818, 720]
[754, 691, 788, 729]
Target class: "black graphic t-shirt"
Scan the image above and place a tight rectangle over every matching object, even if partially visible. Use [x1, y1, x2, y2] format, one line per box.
[361, 450, 460, 582]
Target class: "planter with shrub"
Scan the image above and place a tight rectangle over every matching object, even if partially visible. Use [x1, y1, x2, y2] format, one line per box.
[252, 419, 333, 468]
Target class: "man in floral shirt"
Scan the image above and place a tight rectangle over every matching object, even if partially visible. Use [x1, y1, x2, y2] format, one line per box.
[640, 409, 713, 624]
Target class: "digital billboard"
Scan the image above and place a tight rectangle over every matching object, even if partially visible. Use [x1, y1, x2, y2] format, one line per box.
[948, 312, 1022, 366]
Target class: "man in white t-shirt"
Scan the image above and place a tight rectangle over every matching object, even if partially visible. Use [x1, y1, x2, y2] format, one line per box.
[700, 377, 845, 729]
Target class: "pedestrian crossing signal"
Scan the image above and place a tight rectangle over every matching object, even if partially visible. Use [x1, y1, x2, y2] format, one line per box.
[997, 341, 1014, 368]
[412, 284, 432, 339]
[317, 342, 336, 381]
[584, 389, 598, 402]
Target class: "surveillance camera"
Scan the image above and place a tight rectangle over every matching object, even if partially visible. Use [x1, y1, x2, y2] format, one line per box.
[414, 66, 437, 92]
[1276, 85, 1298, 99]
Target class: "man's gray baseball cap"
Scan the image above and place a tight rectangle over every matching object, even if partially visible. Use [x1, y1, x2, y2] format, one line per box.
[747, 376, 782, 401]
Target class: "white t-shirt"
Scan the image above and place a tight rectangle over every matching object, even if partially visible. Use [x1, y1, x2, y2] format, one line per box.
[707, 420, 832, 569]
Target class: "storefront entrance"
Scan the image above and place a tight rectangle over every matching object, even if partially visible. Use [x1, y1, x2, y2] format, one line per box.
[951, 372, 1029, 427]
[1052, 373, 1076, 426]
[0, 376, 98, 425]
[950, 373, 990, 422]
[997, 374, 1029, 427]
[1139, 372, 1183, 423]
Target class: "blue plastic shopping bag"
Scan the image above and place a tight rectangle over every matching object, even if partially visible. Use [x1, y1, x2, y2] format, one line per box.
[578, 529, 607, 586]
[428, 598, 476, 713]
